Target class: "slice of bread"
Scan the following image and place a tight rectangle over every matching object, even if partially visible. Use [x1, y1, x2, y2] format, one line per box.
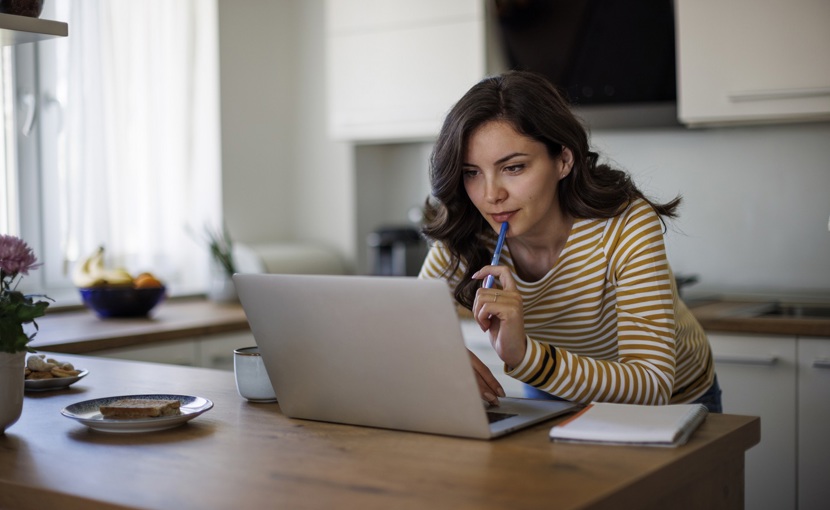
[99, 398, 182, 419]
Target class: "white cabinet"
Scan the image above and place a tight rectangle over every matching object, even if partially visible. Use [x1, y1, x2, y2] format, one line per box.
[797, 337, 830, 510]
[709, 333, 830, 510]
[198, 332, 256, 371]
[94, 332, 256, 371]
[325, 0, 487, 142]
[675, 0, 830, 127]
[708, 333, 797, 510]
[96, 339, 199, 367]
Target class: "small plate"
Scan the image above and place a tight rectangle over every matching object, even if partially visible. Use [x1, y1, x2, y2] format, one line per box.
[61, 394, 214, 433]
[25, 369, 89, 392]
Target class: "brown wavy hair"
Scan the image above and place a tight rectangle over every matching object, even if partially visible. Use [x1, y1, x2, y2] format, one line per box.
[421, 71, 680, 309]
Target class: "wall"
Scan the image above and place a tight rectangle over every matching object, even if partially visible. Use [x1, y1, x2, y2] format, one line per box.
[217, 0, 355, 269]
[591, 123, 830, 298]
[218, 1, 830, 297]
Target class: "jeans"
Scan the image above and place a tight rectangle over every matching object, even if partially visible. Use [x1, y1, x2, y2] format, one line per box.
[523, 374, 723, 413]
[692, 374, 723, 413]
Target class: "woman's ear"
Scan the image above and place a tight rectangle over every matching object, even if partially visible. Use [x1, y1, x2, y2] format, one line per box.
[558, 147, 574, 180]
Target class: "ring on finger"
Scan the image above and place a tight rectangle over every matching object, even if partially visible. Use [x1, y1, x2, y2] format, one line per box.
[493, 292, 500, 303]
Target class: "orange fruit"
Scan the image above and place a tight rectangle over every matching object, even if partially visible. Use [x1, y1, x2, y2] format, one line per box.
[134, 273, 163, 288]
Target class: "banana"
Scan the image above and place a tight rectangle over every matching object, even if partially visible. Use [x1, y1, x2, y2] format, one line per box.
[72, 246, 105, 287]
[72, 246, 135, 287]
[100, 267, 134, 286]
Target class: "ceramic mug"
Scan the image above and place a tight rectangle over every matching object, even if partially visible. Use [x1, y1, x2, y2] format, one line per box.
[233, 346, 277, 402]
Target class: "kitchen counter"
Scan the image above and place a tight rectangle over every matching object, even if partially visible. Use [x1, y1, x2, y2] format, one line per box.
[30, 298, 251, 353]
[30, 297, 830, 357]
[1, 354, 760, 510]
[690, 299, 830, 337]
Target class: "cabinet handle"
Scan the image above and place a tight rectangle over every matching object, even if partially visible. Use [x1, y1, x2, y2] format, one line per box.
[728, 86, 830, 102]
[714, 354, 778, 366]
[812, 359, 830, 369]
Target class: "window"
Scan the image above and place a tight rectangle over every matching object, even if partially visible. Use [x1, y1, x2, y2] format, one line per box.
[7, 1, 221, 301]
[0, 47, 16, 234]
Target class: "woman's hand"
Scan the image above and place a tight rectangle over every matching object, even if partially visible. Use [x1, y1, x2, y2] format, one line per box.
[472, 265, 527, 369]
[467, 349, 505, 406]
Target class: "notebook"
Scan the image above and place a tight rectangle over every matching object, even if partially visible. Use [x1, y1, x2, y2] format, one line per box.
[233, 273, 580, 439]
[549, 402, 709, 447]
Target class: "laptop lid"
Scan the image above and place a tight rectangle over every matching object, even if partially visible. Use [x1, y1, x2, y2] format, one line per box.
[234, 273, 579, 439]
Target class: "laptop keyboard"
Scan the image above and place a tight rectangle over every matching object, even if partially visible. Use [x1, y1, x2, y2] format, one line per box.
[486, 411, 518, 424]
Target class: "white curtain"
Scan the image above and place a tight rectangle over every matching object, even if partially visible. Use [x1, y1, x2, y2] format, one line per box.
[52, 0, 221, 291]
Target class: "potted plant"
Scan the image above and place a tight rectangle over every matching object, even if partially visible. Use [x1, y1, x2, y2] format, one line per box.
[0, 234, 51, 433]
[191, 223, 238, 303]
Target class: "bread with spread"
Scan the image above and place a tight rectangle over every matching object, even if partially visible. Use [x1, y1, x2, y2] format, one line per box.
[99, 398, 182, 419]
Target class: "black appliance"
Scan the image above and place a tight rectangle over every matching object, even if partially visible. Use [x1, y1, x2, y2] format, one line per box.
[367, 226, 427, 277]
[492, 0, 678, 126]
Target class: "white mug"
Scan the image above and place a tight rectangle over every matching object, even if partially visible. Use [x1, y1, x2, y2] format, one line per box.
[233, 346, 277, 402]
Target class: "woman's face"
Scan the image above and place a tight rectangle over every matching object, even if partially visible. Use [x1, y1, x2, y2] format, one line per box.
[462, 120, 572, 239]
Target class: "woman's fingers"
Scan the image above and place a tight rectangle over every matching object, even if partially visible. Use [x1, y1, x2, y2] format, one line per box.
[473, 287, 519, 332]
[473, 265, 518, 292]
[468, 349, 505, 405]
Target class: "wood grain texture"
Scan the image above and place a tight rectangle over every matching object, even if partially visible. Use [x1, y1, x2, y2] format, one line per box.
[1, 354, 759, 510]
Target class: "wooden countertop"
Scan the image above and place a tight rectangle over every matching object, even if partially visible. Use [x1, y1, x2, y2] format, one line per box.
[1, 354, 760, 510]
[691, 300, 830, 337]
[29, 297, 830, 358]
[30, 298, 251, 353]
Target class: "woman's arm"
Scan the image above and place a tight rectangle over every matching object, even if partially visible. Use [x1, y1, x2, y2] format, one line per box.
[505, 202, 678, 405]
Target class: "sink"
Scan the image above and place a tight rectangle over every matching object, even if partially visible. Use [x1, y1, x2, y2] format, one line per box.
[757, 303, 830, 318]
[731, 302, 830, 319]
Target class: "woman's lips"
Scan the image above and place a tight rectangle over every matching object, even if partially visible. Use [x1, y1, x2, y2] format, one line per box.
[491, 211, 514, 223]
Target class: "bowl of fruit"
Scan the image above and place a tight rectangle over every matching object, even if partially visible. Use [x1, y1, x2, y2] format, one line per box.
[73, 247, 167, 318]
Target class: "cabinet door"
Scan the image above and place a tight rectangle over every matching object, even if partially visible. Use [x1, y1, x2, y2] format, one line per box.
[708, 333, 797, 510]
[797, 337, 830, 510]
[197, 332, 256, 371]
[95, 340, 197, 367]
[675, 0, 830, 126]
[326, 0, 486, 141]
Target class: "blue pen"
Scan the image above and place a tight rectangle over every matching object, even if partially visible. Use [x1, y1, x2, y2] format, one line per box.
[483, 222, 508, 289]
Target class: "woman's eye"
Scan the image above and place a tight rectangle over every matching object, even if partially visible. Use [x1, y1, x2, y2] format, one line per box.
[504, 164, 524, 173]
[462, 169, 479, 179]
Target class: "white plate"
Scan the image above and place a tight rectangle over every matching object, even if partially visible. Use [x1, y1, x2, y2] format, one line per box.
[61, 394, 214, 433]
[25, 369, 89, 392]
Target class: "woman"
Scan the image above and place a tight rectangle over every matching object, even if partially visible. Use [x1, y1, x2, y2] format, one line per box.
[418, 71, 720, 412]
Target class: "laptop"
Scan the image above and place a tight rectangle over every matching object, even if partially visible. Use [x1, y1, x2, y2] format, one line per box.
[234, 273, 580, 439]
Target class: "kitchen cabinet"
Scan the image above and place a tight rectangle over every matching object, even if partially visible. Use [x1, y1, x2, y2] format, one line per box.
[709, 332, 830, 510]
[797, 337, 830, 510]
[708, 333, 797, 510]
[0, 13, 67, 46]
[95, 339, 199, 367]
[675, 0, 830, 127]
[325, 0, 487, 142]
[198, 332, 256, 371]
[95, 332, 256, 371]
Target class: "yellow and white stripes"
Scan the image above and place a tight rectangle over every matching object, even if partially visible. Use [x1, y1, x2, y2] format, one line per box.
[420, 199, 714, 405]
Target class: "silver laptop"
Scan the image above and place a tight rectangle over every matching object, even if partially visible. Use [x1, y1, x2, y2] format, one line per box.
[234, 273, 580, 439]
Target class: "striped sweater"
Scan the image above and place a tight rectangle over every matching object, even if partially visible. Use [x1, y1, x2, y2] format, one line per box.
[419, 199, 714, 405]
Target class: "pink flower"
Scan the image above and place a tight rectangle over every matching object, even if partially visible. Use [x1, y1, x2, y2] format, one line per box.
[0, 234, 40, 277]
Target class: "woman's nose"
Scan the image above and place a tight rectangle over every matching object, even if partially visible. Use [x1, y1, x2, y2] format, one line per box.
[484, 177, 506, 203]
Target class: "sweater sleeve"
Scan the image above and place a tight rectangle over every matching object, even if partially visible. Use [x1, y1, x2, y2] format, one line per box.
[418, 242, 466, 287]
[506, 201, 677, 405]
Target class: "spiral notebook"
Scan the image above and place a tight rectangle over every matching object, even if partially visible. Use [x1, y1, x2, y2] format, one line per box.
[549, 402, 708, 447]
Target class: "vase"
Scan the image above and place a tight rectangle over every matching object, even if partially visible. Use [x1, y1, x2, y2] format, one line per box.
[207, 271, 238, 303]
[0, 351, 25, 434]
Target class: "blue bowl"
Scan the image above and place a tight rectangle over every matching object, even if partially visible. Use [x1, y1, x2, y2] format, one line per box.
[79, 286, 167, 318]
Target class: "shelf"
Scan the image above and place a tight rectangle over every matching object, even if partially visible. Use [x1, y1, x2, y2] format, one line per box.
[0, 13, 67, 46]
